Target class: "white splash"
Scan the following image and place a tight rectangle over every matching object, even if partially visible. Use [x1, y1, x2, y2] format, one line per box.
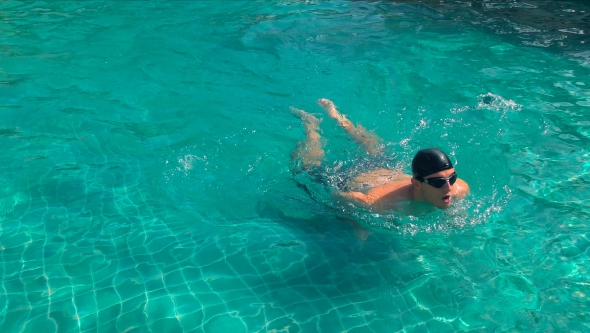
[476, 92, 522, 112]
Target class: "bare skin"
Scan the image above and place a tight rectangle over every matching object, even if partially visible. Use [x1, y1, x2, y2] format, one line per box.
[317, 98, 382, 156]
[342, 168, 469, 211]
[290, 107, 324, 167]
[292, 98, 470, 214]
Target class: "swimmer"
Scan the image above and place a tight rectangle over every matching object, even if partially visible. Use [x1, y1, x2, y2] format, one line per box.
[292, 98, 470, 213]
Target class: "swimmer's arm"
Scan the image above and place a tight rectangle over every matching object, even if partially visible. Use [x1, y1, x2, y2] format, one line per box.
[335, 182, 409, 208]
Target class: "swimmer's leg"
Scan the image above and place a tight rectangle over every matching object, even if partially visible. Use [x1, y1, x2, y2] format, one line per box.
[318, 98, 382, 156]
[291, 107, 324, 169]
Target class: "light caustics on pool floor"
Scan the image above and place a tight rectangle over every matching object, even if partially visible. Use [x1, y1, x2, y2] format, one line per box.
[1, 1, 590, 332]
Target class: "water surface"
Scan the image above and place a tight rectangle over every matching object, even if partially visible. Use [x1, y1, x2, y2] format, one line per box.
[1, 1, 589, 332]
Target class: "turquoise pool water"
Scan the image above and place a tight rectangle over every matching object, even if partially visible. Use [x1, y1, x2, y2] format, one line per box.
[1, 0, 590, 332]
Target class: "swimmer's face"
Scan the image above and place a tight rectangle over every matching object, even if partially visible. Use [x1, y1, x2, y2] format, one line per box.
[415, 168, 456, 209]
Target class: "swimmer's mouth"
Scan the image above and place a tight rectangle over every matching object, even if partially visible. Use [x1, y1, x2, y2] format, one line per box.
[442, 195, 451, 203]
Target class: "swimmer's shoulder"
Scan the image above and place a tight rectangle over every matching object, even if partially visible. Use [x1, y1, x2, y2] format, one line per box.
[453, 178, 470, 198]
[364, 179, 413, 211]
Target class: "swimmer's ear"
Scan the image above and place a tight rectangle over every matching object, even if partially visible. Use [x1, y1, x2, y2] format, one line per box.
[411, 177, 421, 188]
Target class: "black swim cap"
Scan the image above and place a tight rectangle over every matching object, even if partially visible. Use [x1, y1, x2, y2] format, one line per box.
[412, 148, 453, 178]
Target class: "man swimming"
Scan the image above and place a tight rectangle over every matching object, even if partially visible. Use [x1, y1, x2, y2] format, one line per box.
[292, 98, 469, 213]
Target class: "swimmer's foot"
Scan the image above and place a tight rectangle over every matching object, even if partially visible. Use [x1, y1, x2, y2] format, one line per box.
[291, 107, 320, 131]
[318, 98, 352, 128]
[318, 98, 381, 156]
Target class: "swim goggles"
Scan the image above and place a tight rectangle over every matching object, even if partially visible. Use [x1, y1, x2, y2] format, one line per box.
[416, 172, 457, 188]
